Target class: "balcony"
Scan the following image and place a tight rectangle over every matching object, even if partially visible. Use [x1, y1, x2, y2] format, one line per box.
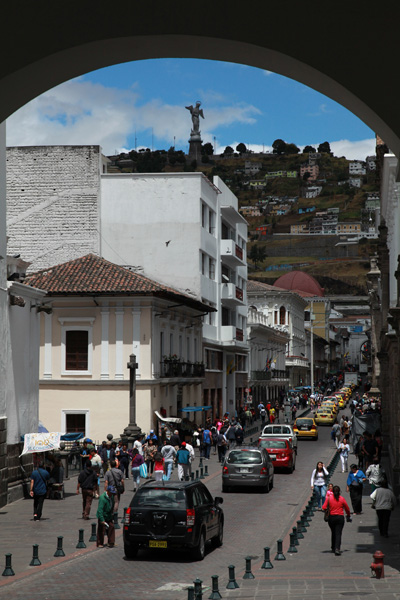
[220, 239, 245, 266]
[220, 326, 245, 344]
[159, 360, 205, 379]
[251, 370, 272, 381]
[221, 283, 245, 306]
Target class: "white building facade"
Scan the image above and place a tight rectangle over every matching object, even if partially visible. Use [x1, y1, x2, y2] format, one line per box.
[100, 173, 249, 418]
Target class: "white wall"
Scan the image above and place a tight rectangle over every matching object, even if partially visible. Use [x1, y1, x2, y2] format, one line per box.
[101, 173, 218, 299]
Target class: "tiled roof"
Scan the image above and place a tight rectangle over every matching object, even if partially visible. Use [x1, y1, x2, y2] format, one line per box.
[24, 253, 209, 311]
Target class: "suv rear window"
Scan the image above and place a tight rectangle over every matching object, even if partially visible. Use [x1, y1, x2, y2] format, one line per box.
[227, 450, 262, 464]
[132, 488, 187, 508]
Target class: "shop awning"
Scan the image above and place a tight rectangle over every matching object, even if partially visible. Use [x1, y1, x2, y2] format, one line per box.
[179, 406, 212, 413]
[154, 410, 182, 424]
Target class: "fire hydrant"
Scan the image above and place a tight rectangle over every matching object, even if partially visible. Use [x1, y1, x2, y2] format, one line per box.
[371, 550, 385, 579]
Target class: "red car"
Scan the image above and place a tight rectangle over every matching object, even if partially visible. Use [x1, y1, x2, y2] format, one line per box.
[258, 437, 296, 473]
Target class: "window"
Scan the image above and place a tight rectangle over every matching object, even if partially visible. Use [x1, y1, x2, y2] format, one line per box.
[201, 252, 206, 275]
[208, 210, 215, 234]
[235, 354, 247, 372]
[205, 349, 223, 370]
[209, 258, 215, 280]
[66, 413, 86, 433]
[65, 330, 88, 370]
[201, 202, 206, 228]
[279, 306, 286, 325]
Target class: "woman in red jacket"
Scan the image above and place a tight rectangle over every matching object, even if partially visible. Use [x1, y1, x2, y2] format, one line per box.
[322, 485, 351, 556]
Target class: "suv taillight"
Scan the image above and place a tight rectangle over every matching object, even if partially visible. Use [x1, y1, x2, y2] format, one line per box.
[186, 508, 195, 527]
[223, 466, 228, 474]
[260, 467, 267, 474]
[124, 507, 131, 529]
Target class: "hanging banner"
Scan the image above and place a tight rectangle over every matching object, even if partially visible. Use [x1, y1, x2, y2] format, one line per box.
[20, 432, 61, 456]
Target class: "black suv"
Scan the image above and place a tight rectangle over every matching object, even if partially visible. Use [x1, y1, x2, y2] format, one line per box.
[123, 480, 224, 560]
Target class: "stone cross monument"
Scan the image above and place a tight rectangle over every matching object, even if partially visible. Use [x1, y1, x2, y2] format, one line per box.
[186, 101, 204, 162]
[121, 353, 142, 444]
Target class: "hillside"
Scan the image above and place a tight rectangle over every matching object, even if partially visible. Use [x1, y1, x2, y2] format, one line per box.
[107, 146, 379, 294]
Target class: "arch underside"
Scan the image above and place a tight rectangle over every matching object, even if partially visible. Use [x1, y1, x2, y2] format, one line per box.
[1, 2, 400, 155]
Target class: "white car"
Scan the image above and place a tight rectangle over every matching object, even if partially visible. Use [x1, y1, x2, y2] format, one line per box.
[260, 424, 298, 452]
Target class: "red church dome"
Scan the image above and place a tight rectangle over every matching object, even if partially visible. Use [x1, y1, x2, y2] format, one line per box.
[274, 271, 324, 297]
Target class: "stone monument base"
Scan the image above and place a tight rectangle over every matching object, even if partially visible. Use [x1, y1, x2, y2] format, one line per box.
[188, 134, 202, 163]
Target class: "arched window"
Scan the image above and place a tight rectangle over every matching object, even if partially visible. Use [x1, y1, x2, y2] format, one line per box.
[279, 306, 286, 325]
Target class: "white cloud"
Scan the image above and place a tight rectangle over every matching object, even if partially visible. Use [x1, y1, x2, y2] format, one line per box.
[325, 139, 376, 160]
[6, 79, 261, 155]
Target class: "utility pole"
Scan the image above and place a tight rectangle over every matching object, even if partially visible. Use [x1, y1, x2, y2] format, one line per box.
[120, 354, 142, 445]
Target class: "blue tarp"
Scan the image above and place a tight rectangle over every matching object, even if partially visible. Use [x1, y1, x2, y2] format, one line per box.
[61, 432, 84, 441]
[179, 406, 212, 413]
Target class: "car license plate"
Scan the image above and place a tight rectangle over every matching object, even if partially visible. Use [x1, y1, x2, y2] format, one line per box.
[149, 540, 167, 548]
[240, 468, 250, 473]
[301, 426, 309, 430]
[270, 455, 276, 460]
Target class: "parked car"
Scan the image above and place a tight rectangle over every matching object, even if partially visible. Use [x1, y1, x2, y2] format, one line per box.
[222, 446, 274, 493]
[258, 437, 296, 473]
[123, 480, 224, 561]
[260, 424, 298, 451]
[293, 417, 318, 440]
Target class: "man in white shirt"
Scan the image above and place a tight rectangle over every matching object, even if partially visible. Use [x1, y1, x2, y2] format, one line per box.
[185, 440, 196, 474]
[133, 434, 144, 456]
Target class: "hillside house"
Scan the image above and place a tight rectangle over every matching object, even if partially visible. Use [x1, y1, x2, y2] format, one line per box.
[349, 177, 362, 188]
[349, 161, 366, 175]
[300, 163, 320, 181]
[366, 156, 377, 171]
[303, 186, 322, 198]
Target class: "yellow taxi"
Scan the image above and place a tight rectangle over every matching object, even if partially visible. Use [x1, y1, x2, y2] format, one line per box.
[314, 409, 336, 426]
[293, 417, 318, 440]
[321, 400, 338, 415]
[334, 393, 346, 408]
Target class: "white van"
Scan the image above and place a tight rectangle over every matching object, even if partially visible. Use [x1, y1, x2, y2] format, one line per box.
[260, 424, 298, 451]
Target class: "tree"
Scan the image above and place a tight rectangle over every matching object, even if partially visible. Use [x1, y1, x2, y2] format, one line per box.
[236, 142, 247, 154]
[248, 244, 267, 270]
[286, 143, 300, 154]
[202, 142, 214, 156]
[272, 139, 287, 155]
[224, 146, 234, 155]
[318, 141, 331, 154]
[303, 145, 316, 153]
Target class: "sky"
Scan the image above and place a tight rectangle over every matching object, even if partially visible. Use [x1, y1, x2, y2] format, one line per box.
[6, 59, 376, 160]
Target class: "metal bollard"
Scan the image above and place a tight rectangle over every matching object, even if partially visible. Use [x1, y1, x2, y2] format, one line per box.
[301, 513, 310, 528]
[208, 575, 222, 600]
[89, 523, 97, 542]
[190, 472, 195, 481]
[226, 565, 239, 589]
[113, 512, 121, 530]
[29, 544, 41, 566]
[187, 586, 195, 600]
[243, 556, 255, 579]
[185, 475, 190, 481]
[2, 554, 15, 577]
[194, 578, 203, 600]
[195, 469, 199, 480]
[54, 536, 66, 557]
[121, 507, 127, 523]
[200, 467, 205, 480]
[292, 527, 299, 546]
[76, 529, 86, 549]
[274, 539, 286, 561]
[261, 546, 274, 569]
[297, 519, 306, 535]
[199, 458, 204, 469]
[204, 465, 209, 477]
[288, 532, 298, 553]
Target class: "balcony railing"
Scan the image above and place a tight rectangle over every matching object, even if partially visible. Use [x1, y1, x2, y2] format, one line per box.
[235, 244, 243, 260]
[251, 370, 272, 381]
[271, 369, 289, 379]
[160, 360, 205, 378]
[236, 287, 243, 301]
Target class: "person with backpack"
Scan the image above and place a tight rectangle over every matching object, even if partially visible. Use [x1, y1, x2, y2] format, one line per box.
[202, 427, 212, 459]
[30, 461, 50, 521]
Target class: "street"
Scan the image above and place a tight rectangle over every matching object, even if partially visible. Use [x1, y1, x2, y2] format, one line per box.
[0, 419, 338, 600]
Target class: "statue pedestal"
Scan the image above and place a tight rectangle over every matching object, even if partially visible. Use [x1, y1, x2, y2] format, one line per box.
[120, 423, 142, 446]
[188, 133, 202, 162]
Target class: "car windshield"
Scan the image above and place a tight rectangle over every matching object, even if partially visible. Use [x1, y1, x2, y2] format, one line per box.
[132, 488, 187, 508]
[296, 419, 313, 426]
[259, 439, 287, 449]
[227, 450, 262, 464]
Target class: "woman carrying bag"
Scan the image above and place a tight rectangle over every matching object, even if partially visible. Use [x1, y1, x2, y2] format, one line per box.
[346, 464, 367, 514]
[322, 485, 351, 555]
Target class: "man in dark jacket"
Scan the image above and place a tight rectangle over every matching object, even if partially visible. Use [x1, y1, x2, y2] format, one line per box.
[77, 460, 98, 519]
[100, 442, 115, 473]
[30, 462, 50, 521]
